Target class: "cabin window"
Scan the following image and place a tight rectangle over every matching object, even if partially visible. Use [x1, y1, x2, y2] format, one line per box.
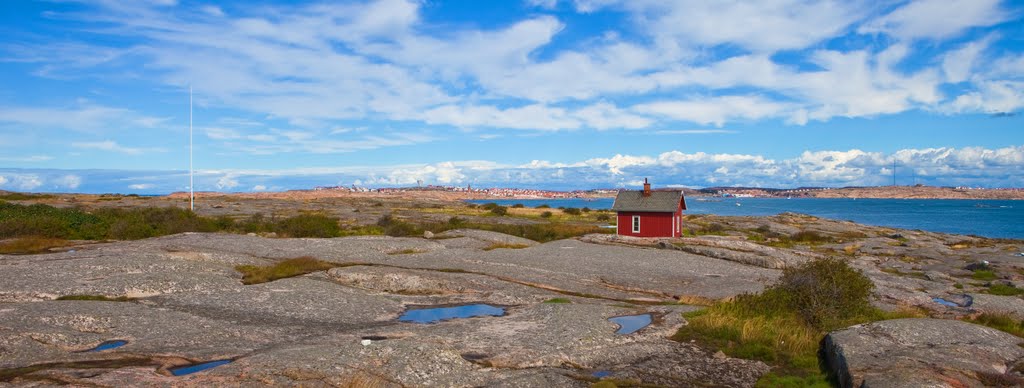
[632, 215, 640, 233]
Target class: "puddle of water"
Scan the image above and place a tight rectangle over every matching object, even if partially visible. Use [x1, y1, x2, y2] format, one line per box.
[932, 297, 959, 307]
[169, 360, 232, 376]
[609, 314, 652, 335]
[933, 294, 973, 308]
[398, 304, 505, 324]
[592, 370, 612, 378]
[85, 340, 128, 352]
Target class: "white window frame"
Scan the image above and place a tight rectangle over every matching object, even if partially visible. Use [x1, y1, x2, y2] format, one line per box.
[632, 215, 641, 233]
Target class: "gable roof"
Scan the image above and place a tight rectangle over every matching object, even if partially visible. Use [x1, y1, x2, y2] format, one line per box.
[611, 190, 685, 213]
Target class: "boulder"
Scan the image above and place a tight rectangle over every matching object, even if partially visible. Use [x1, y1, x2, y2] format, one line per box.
[824, 318, 1024, 388]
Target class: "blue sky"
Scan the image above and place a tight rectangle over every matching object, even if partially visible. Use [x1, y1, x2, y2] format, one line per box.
[0, 0, 1022, 193]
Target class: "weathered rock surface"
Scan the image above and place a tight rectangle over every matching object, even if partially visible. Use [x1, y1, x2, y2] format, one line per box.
[824, 318, 1024, 388]
[0, 232, 774, 386]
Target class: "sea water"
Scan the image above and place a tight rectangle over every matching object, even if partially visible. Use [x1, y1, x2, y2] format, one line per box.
[467, 198, 1024, 239]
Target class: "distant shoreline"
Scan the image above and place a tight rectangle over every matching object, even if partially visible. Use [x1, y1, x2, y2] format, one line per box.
[3, 185, 1023, 202]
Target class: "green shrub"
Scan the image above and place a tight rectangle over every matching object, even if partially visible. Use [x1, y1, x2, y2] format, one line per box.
[511, 203, 524, 208]
[968, 313, 1024, 337]
[988, 283, 1024, 296]
[596, 214, 610, 221]
[581, 207, 591, 213]
[537, 204, 550, 209]
[972, 270, 998, 281]
[777, 257, 876, 330]
[674, 257, 898, 384]
[480, 202, 500, 210]
[489, 206, 508, 216]
[562, 207, 581, 216]
[274, 213, 340, 238]
[540, 211, 553, 218]
[543, 298, 572, 304]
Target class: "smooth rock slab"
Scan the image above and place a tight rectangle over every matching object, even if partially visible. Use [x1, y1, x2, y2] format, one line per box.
[824, 318, 1024, 388]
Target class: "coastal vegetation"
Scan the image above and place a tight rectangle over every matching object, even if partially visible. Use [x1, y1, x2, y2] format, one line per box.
[234, 256, 341, 285]
[673, 257, 920, 386]
[0, 201, 609, 254]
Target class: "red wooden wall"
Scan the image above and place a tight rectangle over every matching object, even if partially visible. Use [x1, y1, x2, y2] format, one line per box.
[616, 210, 681, 237]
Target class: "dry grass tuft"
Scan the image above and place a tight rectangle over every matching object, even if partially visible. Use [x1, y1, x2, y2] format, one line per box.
[482, 243, 531, 251]
[0, 237, 73, 254]
[235, 256, 339, 285]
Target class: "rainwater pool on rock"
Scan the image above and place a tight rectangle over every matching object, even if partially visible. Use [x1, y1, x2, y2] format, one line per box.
[169, 360, 232, 376]
[84, 340, 128, 352]
[398, 304, 505, 324]
[609, 314, 652, 335]
[592, 370, 612, 378]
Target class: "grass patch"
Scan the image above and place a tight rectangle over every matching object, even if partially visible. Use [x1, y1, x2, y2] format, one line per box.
[972, 269, 998, 281]
[235, 256, 339, 285]
[967, 313, 1024, 338]
[387, 249, 423, 255]
[483, 242, 531, 251]
[987, 283, 1024, 296]
[56, 294, 133, 302]
[880, 267, 928, 279]
[543, 298, 572, 304]
[673, 257, 920, 384]
[0, 192, 54, 201]
[0, 237, 73, 254]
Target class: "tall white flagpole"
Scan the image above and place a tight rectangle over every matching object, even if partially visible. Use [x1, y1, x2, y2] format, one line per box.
[190, 85, 194, 211]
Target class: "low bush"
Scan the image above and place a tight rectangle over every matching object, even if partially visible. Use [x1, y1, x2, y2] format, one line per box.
[235, 256, 339, 285]
[542, 298, 572, 304]
[972, 269, 998, 281]
[0, 192, 54, 201]
[988, 283, 1024, 296]
[489, 206, 508, 216]
[581, 207, 591, 213]
[480, 202, 500, 210]
[273, 213, 340, 238]
[674, 257, 912, 384]
[511, 203, 524, 208]
[968, 313, 1024, 337]
[562, 207, 581, 215]
[537, 204, 550, 209]
[540, 211, 553, 218]
[596, 214, 610, 221]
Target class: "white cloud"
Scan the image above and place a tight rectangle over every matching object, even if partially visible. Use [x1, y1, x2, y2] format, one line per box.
[252, 184, 267, 191]
[944, 80, 1024, 114]
[216, 175, 239, 189]
[0, 155, 53, 162]
[53, 175, 82, 189]
[633, 96, 793, 127]
[129, 183, 154, 190]
[859, 0, 1008, 41]
[0, 104, 166, 133]
[0, 174, 44, 191]
[71, 140, 157, 155]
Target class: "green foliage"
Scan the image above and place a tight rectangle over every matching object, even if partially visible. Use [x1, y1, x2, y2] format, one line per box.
[954, 282, 964, 289]
[540, 211, 553, 218]
[972, 269, 998, 281]
[480, 202, 500, 210]
[0, 192, 54, 201]
[483, 242, 530, 251]
[988, 283, 1024, 296]
[777, 257, 876, 330]
[489, 206, 508, 216]
[596, 214, 610, 221]
[968, 313, 1024, 337]
[562, 207, 582, 215]
[511, 203, 524, 208]
[536, 204, 550, 208]
[674, 257, 902, 384]
[581, 207, 591, 213]
[542, 298, 572, 304]
[235, 256, 339, 284]
[273, 213, 340, 238]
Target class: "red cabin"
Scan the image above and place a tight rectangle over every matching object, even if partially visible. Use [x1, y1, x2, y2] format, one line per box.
[611, 179, 686, 238]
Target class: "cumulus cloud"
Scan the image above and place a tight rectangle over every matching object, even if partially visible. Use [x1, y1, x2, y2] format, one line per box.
[858, 0, 1008, 41]
[71, 140, 158, 155]
[7, 0, 1017, 134]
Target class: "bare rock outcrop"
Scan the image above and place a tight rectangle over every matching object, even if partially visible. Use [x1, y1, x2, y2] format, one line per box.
[824, 318, 1024, 388]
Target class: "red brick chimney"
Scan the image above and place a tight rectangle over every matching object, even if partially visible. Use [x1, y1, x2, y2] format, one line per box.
[643, 178, 651, 197]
